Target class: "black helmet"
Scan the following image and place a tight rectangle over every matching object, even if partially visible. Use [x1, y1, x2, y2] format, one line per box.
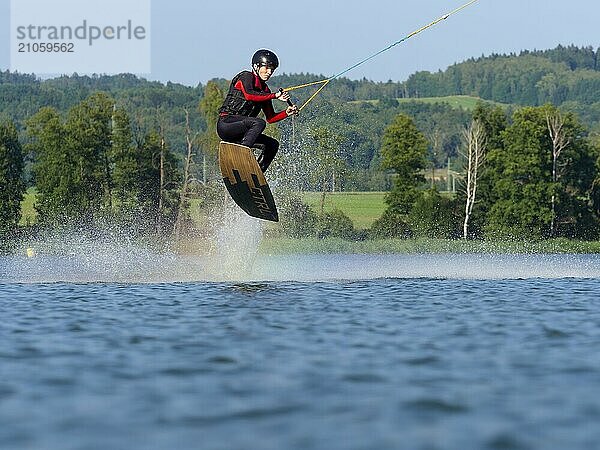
[252, 49, 279, 70]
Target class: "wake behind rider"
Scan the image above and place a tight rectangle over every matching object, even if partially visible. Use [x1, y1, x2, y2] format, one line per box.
[217, 49, 298, 173]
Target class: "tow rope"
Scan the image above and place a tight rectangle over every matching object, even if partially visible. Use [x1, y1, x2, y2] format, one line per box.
[283, 0, 480, 112]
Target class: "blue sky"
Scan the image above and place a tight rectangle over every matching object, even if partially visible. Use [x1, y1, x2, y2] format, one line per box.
[1, 0, 599, 86]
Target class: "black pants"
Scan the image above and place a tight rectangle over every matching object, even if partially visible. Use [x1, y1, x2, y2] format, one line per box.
[217, 115, 279, 172]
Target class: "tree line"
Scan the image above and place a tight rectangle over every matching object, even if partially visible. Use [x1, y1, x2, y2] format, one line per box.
[0, 82, 227, 246]
[369, 103, 600, 240]
[404, 45, 600, 126]
[0, 92, 193, 241]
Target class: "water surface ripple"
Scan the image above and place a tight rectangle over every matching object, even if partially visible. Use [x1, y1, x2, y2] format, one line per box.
[1, 259, 600, 449]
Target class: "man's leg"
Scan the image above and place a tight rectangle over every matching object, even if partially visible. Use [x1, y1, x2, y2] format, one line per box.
[255, 134, 279, 172]
[216, 115, 266, 148]
[240, 117, 266, 148]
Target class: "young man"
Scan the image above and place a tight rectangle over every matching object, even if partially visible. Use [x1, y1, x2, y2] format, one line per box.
[217, 49, 298, 172]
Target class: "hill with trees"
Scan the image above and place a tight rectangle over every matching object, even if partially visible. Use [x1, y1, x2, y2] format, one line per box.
[2, 45, 599, 184]
[404, 45, 600, 126]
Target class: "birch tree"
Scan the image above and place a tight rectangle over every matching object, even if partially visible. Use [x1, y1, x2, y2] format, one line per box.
[174, 109, 199, 240]
[427, 129, 442, 189]
[462, 119, 487, 239]
[546, 110, 570, 237]
[157, 126, 166, 235]
[305, 126, 345, 215]
[484, 106, 594, 239]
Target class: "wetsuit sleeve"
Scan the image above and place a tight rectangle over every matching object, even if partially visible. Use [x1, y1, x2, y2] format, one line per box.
[262, 101, 288, 124]
[234, 72, 276, 102]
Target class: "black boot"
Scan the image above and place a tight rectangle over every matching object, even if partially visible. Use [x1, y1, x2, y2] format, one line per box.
[253, 143, 267, 172]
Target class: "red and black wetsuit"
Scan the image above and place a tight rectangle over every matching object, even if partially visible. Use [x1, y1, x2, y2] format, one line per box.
[217, 70, 288, 172]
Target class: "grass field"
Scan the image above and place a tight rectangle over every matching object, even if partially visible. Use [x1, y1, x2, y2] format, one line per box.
[397, 95, 503, 110]
[19, 188, 38, 226]
[301, 191, 387, 229]
[350, 95, 509, 111]
[18, 191, 387, 230]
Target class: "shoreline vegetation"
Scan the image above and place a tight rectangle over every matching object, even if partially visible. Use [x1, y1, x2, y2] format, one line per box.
[8, 236, 600, 258]
[9, 190, 600, 257]
[256, 237, 600, 255]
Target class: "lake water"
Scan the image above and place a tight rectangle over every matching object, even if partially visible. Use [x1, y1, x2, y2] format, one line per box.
[1, 253, 600, 450]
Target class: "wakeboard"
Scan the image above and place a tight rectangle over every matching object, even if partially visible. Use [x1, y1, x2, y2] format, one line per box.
[218, 141, 279, 222]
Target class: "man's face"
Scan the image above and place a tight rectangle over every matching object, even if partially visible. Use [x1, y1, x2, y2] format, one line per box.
[257, 65, 274, 81]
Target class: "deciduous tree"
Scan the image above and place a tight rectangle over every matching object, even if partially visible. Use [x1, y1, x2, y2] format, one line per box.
[27, 107, 73, 225]
[380, 113, 428, 214]
[0, 121, 25, 232]
[462, 119, 487, 239]
[198, 81, 224, 183]
[305, 126, 345, 215]
[174, 109, 199, 240]
[63, 92, 114, 217]
[111, 106, 138, 211]
[485, 105, 596, 238]
[546, 109, 570, 237]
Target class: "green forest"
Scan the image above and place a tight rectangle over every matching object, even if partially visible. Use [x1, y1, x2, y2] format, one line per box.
[1, 44, 600, 248]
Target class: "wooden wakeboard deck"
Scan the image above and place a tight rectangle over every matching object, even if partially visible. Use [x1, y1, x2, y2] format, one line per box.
[218, 141, 279, 222]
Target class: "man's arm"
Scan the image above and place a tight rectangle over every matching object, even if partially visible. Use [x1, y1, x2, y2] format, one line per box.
[262, 101, 288, 124]
[235, 72, 276, 102]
